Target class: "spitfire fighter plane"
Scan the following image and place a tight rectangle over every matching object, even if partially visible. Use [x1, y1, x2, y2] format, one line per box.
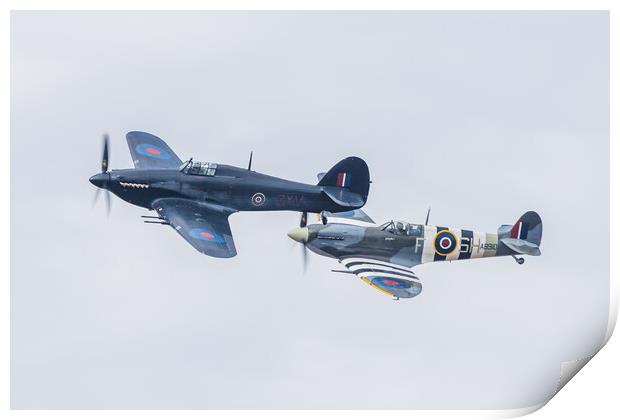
[89, 131, 370, 258]
[287, 209, 542, 299]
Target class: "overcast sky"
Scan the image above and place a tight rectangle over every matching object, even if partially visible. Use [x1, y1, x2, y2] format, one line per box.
[11, 11, 609, 409]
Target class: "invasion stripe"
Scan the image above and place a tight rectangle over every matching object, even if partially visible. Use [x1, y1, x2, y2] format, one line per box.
[349, 268, 419, 280]
[341, 258, 412, 271]
[348, 265, 417, 278]
[345, 261, 415, 275]
[471, 231, 485, 259]
[458, 229, 473, 260]
[421, 225, 437, 264]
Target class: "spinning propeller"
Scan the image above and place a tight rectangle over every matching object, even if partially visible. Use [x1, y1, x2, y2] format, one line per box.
[290, 214, 311, 273]
[293, 210, 329, 272]
[90, 134, 112, 215]
[300, 239, 308, 273]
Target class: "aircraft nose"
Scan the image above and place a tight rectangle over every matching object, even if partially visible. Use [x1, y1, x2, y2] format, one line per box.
[89, 173, 107, 188]
[287, 227, 309, 243]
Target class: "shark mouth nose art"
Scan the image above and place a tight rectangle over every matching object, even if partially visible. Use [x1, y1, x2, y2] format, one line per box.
[119, 182, 149, 189]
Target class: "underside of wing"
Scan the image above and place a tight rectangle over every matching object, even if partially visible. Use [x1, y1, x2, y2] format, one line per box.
[153, 198, 237, 258]
[340, 257, 422, 299]
[126, 131, 183, 169]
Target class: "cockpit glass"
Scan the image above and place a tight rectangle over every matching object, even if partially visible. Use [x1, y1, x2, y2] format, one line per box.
[380, 220, 413, 235]
[180, 161, 217, 176]
[379, 221, 394, 231]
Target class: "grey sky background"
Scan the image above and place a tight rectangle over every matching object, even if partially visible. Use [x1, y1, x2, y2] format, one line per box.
[11, 11, 609, 409]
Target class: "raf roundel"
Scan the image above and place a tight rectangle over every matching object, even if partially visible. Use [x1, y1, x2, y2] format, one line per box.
[135, 143, 172, 160]
[189, 228, 226, 244]
[434, 229, 459, 256]
[373, 276, 409, 289]
[251, 192, 266, 206]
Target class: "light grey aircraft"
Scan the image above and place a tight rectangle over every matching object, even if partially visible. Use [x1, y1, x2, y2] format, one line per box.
[287, 209, 543, 300]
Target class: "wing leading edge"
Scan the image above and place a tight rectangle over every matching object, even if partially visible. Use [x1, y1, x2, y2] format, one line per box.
[340, 257, 422, 299]
[153, 198, 238, 258]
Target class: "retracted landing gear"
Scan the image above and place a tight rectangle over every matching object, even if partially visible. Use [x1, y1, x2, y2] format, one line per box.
[512, 255, 525, 265]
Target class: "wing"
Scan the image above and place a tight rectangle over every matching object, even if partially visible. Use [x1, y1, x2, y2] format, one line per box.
[126, 131, 183, 169]
[339, 257, 422, 299]
[322, 209, 375, 224]
[152, 198, 237, 258]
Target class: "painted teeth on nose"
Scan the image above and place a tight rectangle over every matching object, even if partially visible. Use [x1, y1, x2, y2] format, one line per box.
[119, 182, 149, 189]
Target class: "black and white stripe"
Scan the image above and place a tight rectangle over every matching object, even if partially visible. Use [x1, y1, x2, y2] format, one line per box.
[340, 257, 419, 281]
[458, 229, 473, 260]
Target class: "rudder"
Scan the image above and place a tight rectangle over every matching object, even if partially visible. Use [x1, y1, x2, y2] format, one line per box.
[498, 211, 543, 256]
[510, 211, 543, 246]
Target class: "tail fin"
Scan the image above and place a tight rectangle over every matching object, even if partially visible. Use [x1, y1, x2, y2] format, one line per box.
[317, 157, 370, 207]
[498, 211, 543, 256]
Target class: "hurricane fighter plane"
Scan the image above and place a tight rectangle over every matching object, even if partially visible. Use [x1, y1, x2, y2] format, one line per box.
[287, 209, 542, 299]
[89, 131, 370, 258]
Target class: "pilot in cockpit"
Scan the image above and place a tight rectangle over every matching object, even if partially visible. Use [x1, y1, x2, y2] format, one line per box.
[181, 160, 217, 177]
[395, 221, 407, 233]
[382, 220, 413, 236]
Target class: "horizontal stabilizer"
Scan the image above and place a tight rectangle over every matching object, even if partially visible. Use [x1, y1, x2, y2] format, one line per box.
[321, 187, 365, 208]
[500, 238, 541, 256]
[323, 209, 375, 224]
[497, 211, 543, 257]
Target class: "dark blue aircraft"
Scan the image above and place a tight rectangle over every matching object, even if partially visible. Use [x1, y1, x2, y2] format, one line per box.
[89, 131, 370, 258]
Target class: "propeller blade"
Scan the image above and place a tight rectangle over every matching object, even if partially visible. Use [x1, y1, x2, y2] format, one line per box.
[92, 188, 100, 206]
[104, 190, 111, 216]
[102, 133, 110, 173]
[300, 211, 308, 228]
[301, 244, 308, 273]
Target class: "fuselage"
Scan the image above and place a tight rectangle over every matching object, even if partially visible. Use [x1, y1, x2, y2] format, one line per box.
[301, 220, 512, 268]
[91, 164, 356, 213]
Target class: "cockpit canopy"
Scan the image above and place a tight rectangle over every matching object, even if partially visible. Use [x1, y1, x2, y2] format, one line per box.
[379, 220, 422, 236]
[180, 160, 217, 176]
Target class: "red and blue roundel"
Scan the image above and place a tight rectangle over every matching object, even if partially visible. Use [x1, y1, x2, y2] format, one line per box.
[135, 143, 172, 160]
[372, 276, 409, 289]
[434, 229, 458, 256]
[189, 228, 225, 244]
